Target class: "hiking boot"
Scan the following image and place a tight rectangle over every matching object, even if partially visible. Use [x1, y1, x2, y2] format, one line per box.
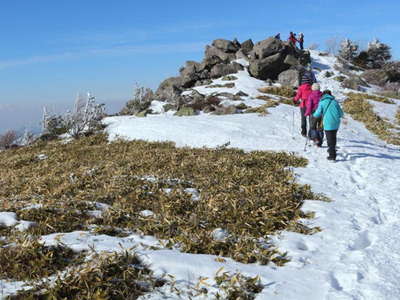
[327, 156, 336, 161]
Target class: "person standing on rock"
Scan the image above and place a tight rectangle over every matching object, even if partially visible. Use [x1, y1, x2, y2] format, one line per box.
[298, 33, 304, 50]
[288, 32, 297, 47]
[304, 83, 323, 146]
[294, 81, 313, 137]
[313, 90, 344, 161]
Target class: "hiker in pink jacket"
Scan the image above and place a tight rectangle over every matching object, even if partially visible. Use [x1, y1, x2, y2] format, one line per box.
[294, 83, 312, 136]
[305, 83, 324, 146]
[305, 83, 323, 116]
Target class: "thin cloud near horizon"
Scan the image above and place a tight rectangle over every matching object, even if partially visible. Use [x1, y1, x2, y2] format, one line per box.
[0, 41, 207, 70]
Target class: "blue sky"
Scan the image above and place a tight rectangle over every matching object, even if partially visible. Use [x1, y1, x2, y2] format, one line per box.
[0, 0, 399, 132]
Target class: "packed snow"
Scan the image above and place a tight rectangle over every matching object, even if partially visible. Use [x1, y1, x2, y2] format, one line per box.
[2, 51, 400, 299]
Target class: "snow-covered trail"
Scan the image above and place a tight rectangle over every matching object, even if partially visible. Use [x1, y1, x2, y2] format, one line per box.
[104, 101, 400, 299]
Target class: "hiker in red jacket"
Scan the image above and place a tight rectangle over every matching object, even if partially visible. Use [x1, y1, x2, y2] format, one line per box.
[294, 82, 312, 136]
[288, 32, 297, 47]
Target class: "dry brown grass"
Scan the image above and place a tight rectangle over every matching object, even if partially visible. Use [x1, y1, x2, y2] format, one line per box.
[344, 93, 400, 145]
[244, 101, 279, 115]
[206, 82, 235, 88]
[396, 108, 400, 125]
[258, 86, 296, 98]
[0, 134, 321, 266]
[348, 92, 395, 104]
[0, 239, 84, 281]
[10, 252, 165, 300]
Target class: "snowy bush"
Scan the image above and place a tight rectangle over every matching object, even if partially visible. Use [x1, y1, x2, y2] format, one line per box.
[119, 84, 154, 115]
[325, 37, 340, 55]
[339, 39, 359, 62]
[21, 130, 37, 146]
[42, 93, 105, 139]
[366, 39, 391, 69]
[354, 39, 392, 69]
[0, 130, 18, 149]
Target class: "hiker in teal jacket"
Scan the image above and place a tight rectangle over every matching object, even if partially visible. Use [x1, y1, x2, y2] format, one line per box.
[313, 90, 344, 161]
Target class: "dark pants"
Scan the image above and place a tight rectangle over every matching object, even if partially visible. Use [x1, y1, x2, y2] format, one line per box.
[309, 116, 324, 146]
[300, 107, 307, 136]
[299, 41, 304, 50]
[325, 130, 338, 159]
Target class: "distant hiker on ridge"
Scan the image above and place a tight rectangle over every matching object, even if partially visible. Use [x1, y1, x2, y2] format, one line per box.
[313, 90, 344, 161]
[298, 32, 304, 50]
[288, 32, 297, 47]
[275, 33, 281, 40]
[304, 83, 323, 146]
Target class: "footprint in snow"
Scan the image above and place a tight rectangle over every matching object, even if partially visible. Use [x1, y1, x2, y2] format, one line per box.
[349, 231, 373, 251]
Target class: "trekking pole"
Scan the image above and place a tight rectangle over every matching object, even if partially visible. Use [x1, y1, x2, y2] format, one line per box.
[304, 135, 309, 151]
[291, 107, 295, 138]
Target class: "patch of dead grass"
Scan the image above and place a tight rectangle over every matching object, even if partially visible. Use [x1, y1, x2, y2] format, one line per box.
[344, 93, 400, 145]
[0, 134, 321, 265]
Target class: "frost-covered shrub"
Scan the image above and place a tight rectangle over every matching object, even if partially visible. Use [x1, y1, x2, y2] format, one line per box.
[42, 93, 105, 139]
[119, 85, 154, 115]
[0, 130, 18, 149]
[338, 39, 359, 62]
[19, 130, 37, 146]
[366, 39, 391, 69]
[354, 39, 392, 69]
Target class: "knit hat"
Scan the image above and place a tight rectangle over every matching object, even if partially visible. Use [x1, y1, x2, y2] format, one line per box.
[312, 83, 320, 91]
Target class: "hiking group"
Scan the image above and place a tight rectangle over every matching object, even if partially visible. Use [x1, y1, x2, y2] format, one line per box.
[274, 32, 304, 50]
[293, 64, 344, 161]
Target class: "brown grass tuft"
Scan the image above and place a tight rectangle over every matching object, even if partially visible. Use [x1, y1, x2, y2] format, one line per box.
[258, 86, 296, 98]
[344, 93, 400, 145]
[0, 134, 321, 265]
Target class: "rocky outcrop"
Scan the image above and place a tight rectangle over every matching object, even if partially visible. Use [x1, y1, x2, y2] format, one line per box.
[155, 77, 183, 103]
[241, 39, 254, 55]
[248, 37, 310, 80]
[212, 39, 239, 53]
[155, 36, 310, 105]
[210, 62, 244, 78]
[278, 69, 301, 87]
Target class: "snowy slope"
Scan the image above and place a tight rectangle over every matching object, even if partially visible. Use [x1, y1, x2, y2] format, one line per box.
[3, 52, 400, 299]
[102, 52, 400, 300]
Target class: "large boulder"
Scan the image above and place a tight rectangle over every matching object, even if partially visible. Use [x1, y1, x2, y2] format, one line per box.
[283, 54, 299, 67]
[180, 61, 202, 87]
[200, 55, 223, 70]
[205, 46, 236, 63]
[212, 39, 239, 53]
[278, 69, 301, 87]
[251, 37, 284, 59]
[210, 62, 244, 78]
[236, 49, 249, 60]
[241, 39, 254, 54]
[155, 77, 183, 103]
[248, 52, 286, 80]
